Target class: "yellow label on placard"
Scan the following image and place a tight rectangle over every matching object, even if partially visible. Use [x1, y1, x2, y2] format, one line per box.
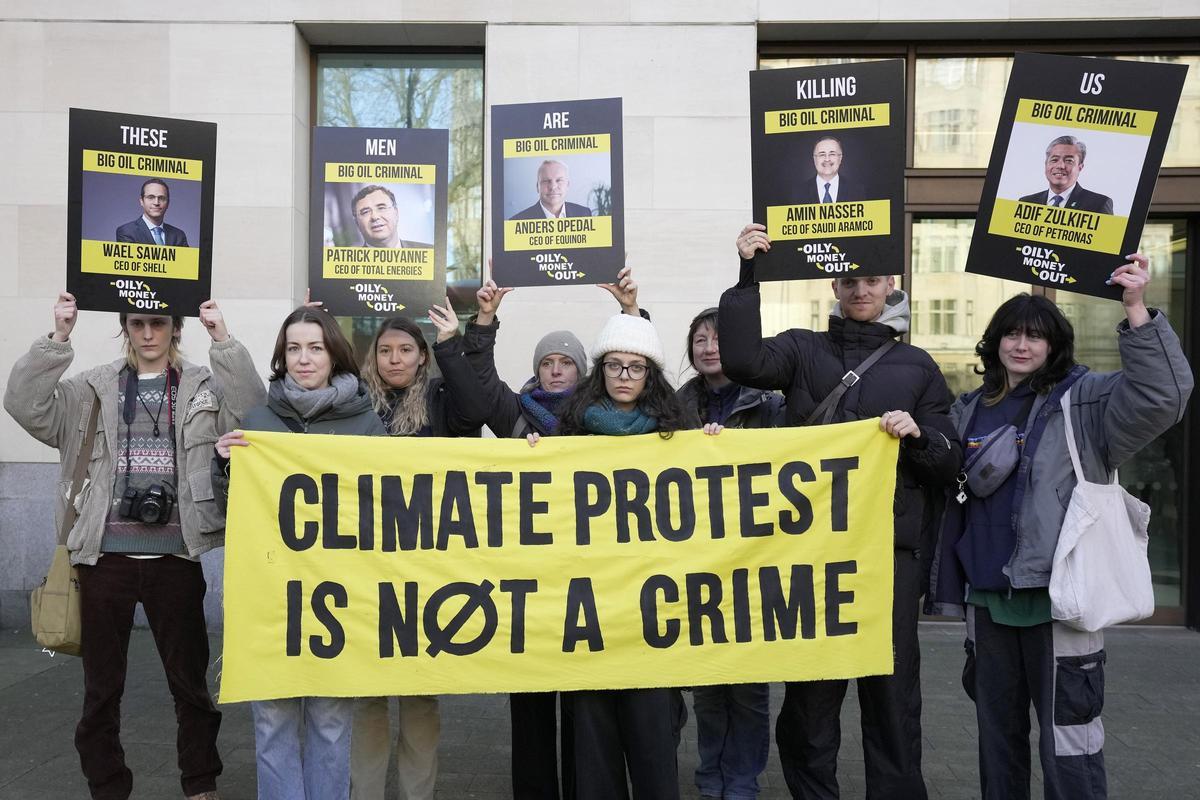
[322, 247, 435, 280]
[1014, 99, 1156, 136]
[502, 134, 612, 158]
[80, 239, 199, 280]
[766, 200, 891, 241]
[989, 199, 1128, 254]
[504, 216, 613, 251]
[82, 150, 203, 180]
[324, 163, 436, 184]
[765, 104, 891, 134]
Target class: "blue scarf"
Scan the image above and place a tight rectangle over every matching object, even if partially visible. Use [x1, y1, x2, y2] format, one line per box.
[518, 385, 572, 434]
[582, 399, 657, 436]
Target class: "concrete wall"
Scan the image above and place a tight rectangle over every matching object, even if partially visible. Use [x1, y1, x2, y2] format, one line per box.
[1, 3, 1195, 626]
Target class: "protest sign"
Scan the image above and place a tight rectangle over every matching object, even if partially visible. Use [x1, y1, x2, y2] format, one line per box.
[750, 61, 905, 280]
[67, 108, 216, 314]
[221, 421, 898, 702]
[490, 98, 624, 287]
[967, 53, 1187, 299]
[309, 126, 449, 316]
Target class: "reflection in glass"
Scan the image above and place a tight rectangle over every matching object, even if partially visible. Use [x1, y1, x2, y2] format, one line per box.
[1056, 221, 1187, 607]
[1123, 55, 1200, 168]
[909, 218, 1027, 397]
[914, 58, 1013, 168]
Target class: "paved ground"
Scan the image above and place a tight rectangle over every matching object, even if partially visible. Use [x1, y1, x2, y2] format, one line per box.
[1, 623, 1197, 799]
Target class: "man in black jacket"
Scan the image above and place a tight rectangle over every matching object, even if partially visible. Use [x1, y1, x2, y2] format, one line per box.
[719, 223, 962, 800]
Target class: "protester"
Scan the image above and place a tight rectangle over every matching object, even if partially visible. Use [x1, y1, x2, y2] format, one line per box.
[721, 223, 961, 800]
[216, 307, 385, 799]
[531, 312, 717, 800]
[927, 254, 1192, 800]
[349, 303, 489, 800]
[676, 306, 784, 800]
[5, 293, 264, 800]
[457, 266, 641, 799]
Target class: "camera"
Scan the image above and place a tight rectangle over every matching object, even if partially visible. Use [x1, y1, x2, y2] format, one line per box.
[118, 483, 176, 524]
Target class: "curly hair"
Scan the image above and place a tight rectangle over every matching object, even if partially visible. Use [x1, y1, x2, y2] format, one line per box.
[975, 293, 1076, 405]
[558, 355, 689, 438]
[361, 316, 431, 436]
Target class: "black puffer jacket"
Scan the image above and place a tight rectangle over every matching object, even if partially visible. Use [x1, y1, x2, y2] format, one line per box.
[718, 260, 962, 552]
[378, 336, 487, 438]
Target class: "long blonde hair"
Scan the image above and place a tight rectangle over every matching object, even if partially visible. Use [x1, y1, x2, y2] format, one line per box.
[118, 313, 183, 372]
[362, 316, 431, 436]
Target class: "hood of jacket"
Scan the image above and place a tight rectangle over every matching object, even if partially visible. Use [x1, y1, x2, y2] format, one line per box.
[830, 288, 910, 335]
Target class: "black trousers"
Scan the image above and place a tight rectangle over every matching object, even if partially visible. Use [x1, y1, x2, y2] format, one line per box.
[775, 551, 927, 800]
[511, 691, 575, 800]
[569, 687, 684, 800]
[75, 555, 222, 800]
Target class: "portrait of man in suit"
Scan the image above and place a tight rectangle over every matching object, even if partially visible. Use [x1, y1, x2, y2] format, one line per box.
[807, 136, 864, 204]
[1019, 135, 1113, 214]
[115, 178, 188, 246]
[509, 160, 593, 220]
[352, 184, 431, 249]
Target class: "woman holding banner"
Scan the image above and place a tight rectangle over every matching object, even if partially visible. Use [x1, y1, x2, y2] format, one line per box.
[348, 304, 489, 800]
[458, 266, 642, 800]
[530, 312, 714, 800]
[216, 307, 385, 800]
[676, 306, 783, 800]
[926, 254, 1192, 800]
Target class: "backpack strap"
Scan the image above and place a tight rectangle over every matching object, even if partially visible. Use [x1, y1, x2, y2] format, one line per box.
[805, 339, 898, 426]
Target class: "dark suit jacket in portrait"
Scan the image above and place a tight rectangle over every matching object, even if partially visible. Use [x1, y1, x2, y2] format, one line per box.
[509, 201, 593, 221]
[1018, 184, 1113, 215]
[115, 219, 189, 246]
[805, 175, 865, 204]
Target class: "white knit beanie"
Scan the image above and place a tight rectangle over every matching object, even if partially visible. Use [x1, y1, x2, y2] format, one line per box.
[589, 313, 666, 369]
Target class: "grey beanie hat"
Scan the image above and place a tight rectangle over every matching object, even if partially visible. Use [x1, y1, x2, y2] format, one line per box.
[533, 330, 588, 378]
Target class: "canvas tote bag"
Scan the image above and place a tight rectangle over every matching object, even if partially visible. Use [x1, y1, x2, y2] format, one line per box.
[1049, 387, 1154, 631]
[30, 400, 99, 655]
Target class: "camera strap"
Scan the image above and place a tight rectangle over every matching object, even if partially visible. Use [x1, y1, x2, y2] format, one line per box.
[121, 367, 178, 487]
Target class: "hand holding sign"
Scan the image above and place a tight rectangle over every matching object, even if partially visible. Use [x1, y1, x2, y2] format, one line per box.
[475, 277, 513, 327]
[198, 299, 229, 342]
[737, 223, 771, 260]
[52, 292, 78, 343]
[597, 265, 639, 315]
[429, 296, 459, 343]
[1110, 252, 1152, 328]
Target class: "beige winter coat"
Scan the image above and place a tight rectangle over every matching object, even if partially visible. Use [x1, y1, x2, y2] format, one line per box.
[4, 334, 265, 565]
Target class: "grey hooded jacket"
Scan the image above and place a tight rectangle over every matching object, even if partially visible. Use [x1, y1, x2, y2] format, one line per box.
[5, 334, 266, 566]
[927, 311, 1193, 615]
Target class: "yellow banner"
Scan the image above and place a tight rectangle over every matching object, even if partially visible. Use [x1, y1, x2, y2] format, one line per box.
[504, 216, 613, 251]
[322, 247, 435, 280]
[989, 198, 1128, 254]
[765, 103, 891, 134]
[1014, 99, 1156, 136]
[767, 200, 891, 241]
[502, 134, 612, 158]
[82, 149, 203, 180]
[219, 422, 899, 703]
[324, 163, 436, 184]
[80, 239, 199, 280]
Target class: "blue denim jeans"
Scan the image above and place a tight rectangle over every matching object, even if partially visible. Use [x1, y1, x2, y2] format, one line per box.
[252, 697, 354, 799]
[693, 684, 770, 800]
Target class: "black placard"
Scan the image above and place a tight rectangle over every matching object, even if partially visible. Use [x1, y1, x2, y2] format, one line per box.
[750, 61, 905, 281]
[490, 98, 624, 287]
[966, 53, 1187, 299]
[67, 108, 216, 315]
[309, 126, 449, 317]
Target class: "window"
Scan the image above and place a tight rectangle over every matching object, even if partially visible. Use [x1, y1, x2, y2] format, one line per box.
[316, 52, 485, 347]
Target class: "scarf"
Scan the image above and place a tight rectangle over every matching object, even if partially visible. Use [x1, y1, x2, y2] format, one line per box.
[519, 385, 572, 434]
[582, 398, 658, 436]
[277, 372, 361, 421]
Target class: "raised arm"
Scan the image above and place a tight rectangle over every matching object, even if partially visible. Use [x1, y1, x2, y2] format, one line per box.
[429, 297, 491, 435]
[199, 300, 266, 433]
[717, 224, 803, 391]
[4, 292, 86, 448]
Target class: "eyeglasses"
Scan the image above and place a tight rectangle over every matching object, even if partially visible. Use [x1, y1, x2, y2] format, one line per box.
[602, 361, 647, 380]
